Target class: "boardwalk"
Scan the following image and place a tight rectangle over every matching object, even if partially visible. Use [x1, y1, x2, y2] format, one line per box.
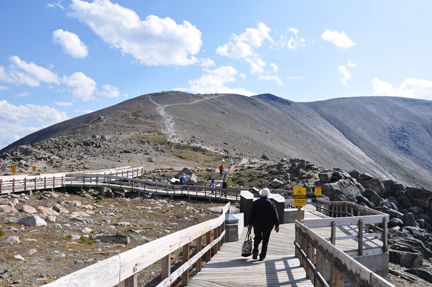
[188, 204, 384, 287]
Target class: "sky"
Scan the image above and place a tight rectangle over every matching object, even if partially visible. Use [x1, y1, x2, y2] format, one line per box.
[1, 0, 432, 150]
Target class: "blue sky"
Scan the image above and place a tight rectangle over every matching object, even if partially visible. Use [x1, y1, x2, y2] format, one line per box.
[1, 0, 432, 149]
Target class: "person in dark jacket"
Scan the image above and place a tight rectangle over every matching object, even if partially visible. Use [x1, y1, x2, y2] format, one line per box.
[247, 188, 279, 261]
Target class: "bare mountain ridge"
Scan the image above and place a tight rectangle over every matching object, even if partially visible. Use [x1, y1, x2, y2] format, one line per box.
[2, 91, 431, 188]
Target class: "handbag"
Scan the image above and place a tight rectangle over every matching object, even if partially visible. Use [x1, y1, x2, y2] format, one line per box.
[241, 230, 253, 257]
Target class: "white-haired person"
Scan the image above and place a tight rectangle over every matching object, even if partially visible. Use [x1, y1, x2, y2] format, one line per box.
[247, 188, 280, 261]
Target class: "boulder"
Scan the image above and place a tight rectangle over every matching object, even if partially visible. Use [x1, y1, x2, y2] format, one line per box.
[4, 236, 21, 244]
[322, 179, 364, 202]
[22, 205, 37, 214]
[406, 269, 432, 284]
[270, 178, 284, 188]
[359, 178, 384, 196]
[94, 234, 130, 245]
[19, 215, 47, 227]
[409, 206, 425, 215]
[52, 203, 69, 214]
[389, 249, 423, 267]
[0, 205, 18, 213]
[356, 194, 375, 209]
[362, 189, 382, 206]
[389, 218, 403, 227]
[318, 172, 333, 183]
[37, 206, 59, 216]
[403, 213, 418, 227]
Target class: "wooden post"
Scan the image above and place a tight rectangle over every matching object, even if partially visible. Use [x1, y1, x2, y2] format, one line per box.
[61, 176, 64, 187]
[53, 176, 55, 189]
[35, 177, 38, 190]
[125, 275, 137, 287]
[24, 178, 27, 190]
[306, 242, 315, 282]
[131, 181, 134, 192]
[217, 226, 222, 250]
[383, 217, 388, 252]
[331, 221, 336, 245]
[161, 254, 170, 280]
[206, 231, 212, 261]
[213, 228, 219, 254]
[13, 178, 15, 192]
[196, 236, 202, 272]
[297, 206, 302, 222]
[358, 219, 364, 256]
[0, 179, 2, 193]
[182, 243, 190, 286]
[316, 250, 327, 283]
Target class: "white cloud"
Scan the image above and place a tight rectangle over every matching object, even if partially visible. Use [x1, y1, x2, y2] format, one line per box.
[216, 22, 272, 60]
[347, 60, 356, 67]
[270, 63, 278, 72]
[198, 58, 215, 67]
[4, 56, 59, 87]
[0, 100, 68, 149]
[53, 29, 89, 58]
[69, 0, 202, 66]
[55, 102, 74, 106]
[100, 84, 120, 98]
[372, 78, 432, 100]
[338, 66, 351, 85]
[187, 66, 255, 96]
[62, 72, 97, 101]
[124, 94, 129, 98]
[322, 29, 355, 49]
[239, 74, 246, 80]
[0, 85, 8, 92]
[46, 0, 65, 10]
[16, 92, 29, 97]
[259, 74, 282, 86]
[287, 27, 306, 51]
[245, 57, 266, 74]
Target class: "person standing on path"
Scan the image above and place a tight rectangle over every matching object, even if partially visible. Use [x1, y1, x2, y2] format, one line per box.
[179, 174, 186, 191]
[230, 158, 233, 168]
[219, 164, 224, 176]
[247, 188, 279, 261]
[209, 179, 216, 195]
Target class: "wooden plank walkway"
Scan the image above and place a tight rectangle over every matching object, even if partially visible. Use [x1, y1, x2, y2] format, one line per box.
[188, 204, 384, 286]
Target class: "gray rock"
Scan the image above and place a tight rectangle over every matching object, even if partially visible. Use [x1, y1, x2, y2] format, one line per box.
[409, 206, 425, 215]
[4, 236, 20, 244]
[318, 172, 333, 183]
[389, 218, 404, 227]
[270, 178, 284, 188]
[362, 189, 382, 206]
[389, 249, 423, 267]
[19, 215, 47, 227]
[403, 213, 418, 227]
[94, 234, 130, 245]
[406, 269, 432, 284]
[382, 206, 404, 219]
[356, 194, 375, 209]
[322, 179, 364, 202]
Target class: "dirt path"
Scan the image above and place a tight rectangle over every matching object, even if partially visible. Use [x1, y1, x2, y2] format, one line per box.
[148, 95, 221, 141]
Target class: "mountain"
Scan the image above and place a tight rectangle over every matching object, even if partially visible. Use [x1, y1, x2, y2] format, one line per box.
[2, 91, 431, 188]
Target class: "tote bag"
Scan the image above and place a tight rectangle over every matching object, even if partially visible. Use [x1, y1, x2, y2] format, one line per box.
[241, 230, 253, 257]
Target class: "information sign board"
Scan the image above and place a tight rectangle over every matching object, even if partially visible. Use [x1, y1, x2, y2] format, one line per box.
[314, 187, 322, 196]
[293, 187, 306, 206]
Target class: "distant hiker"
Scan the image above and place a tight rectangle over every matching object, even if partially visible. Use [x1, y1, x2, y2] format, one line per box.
[209, 179, 216, 195]
[224, 149, 227, 155]
[227, 150, 230, 155]
[219, 164, 224, 176]
[230, 159, 233, 168]
[180, 174, 186, 190]
[221, 180, 227, 196]
[100, 135, 106, 142]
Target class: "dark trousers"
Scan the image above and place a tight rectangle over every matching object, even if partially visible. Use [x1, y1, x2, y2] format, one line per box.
[253, 227, 272, 258]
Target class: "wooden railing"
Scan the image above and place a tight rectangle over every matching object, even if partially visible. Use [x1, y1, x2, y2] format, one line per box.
[295, 199, 392, 287]
[0, 167, 144, 195]
[44, 202, 230, 287]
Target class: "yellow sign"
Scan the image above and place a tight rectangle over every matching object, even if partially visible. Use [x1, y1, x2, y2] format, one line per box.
[315, 187, 322, 196]
[32, 166, 37, 172]
[293, 187, 306, 206]
[128, 159, 131, 163]
[11, 165, 16, 174]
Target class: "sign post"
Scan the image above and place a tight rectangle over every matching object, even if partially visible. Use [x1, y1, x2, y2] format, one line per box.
[32, 166, 37, 173]
[293, 187, 306, 222]
[128, 159, 131, 163]
[11, 165, 16, 175]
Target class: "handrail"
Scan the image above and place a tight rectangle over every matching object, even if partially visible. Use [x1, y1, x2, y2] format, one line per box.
[295, 220, 394, 287]
[295, 200, 392, 287]
[44, 202, 230, 287]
